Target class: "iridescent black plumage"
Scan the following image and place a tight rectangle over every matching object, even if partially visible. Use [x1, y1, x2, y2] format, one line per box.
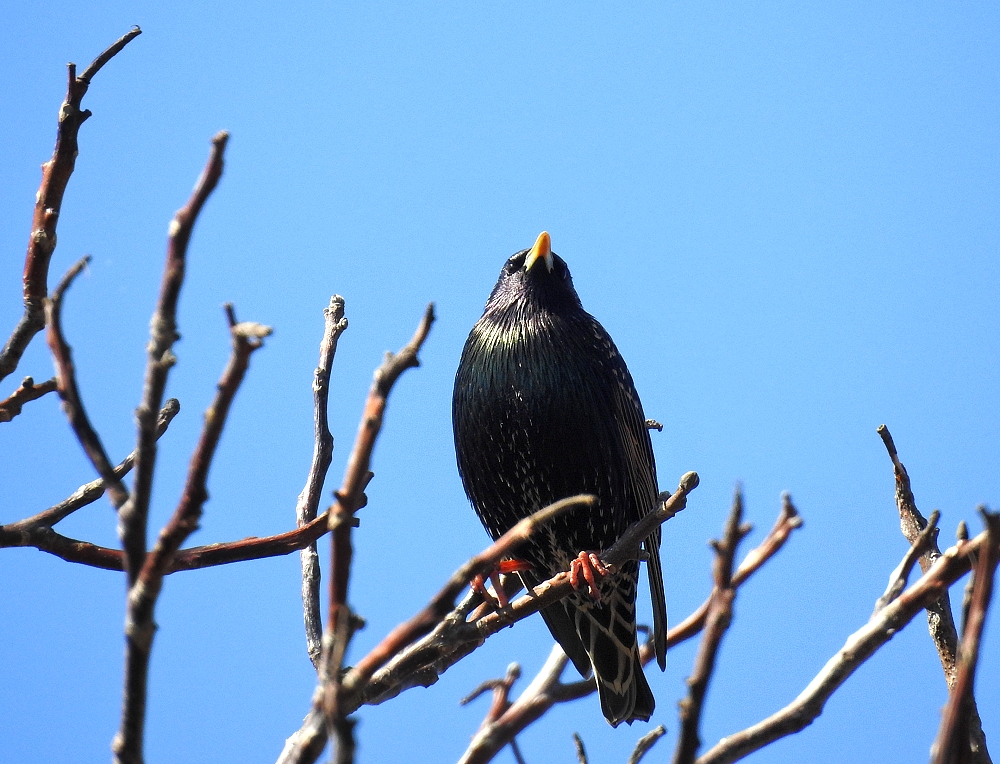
[453, 233, 665, 727]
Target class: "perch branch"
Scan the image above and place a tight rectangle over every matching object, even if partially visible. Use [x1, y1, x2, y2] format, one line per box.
[0, 27, 141, 383]
[278, 474, 698, 764]
[112, 307, 270, 764]
[453, 492, 801, 764]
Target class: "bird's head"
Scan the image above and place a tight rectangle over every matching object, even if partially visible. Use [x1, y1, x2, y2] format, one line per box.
[483, 232, 584, 317]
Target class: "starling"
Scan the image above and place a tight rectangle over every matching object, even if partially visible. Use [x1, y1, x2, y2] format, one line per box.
[453, 231, 666, 726]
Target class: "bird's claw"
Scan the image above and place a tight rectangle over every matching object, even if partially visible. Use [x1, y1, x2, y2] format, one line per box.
[570, 551, 610, 600]
[471, 559, 531, 609]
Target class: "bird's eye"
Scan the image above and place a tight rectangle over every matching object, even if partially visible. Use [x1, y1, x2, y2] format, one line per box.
[507, 253, 527, 273]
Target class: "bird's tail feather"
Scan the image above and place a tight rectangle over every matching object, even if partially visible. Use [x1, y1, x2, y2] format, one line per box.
[537, 564, 654, 727]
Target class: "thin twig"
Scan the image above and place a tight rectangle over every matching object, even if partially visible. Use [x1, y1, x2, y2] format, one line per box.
[629, 726, 667, 764]
[459, 644, 571, 764]
[931, 509, 1000, 764]
[573, 732, 589, 764]
[873, 510, 940, 616]
[45, 256, 129, 508]
[696, 528, 998, 764]
[118, 131, 228, 586]
[673, 488, 751, 764]
[112, 307, 269, 764]
[0, 398, 181, 544]
[0, 27, 141, 383]
[296, 295, 349, 669]
[461, 663, 522, 728]
[0, 376, 58, 422]
[3, 501, 329, 574]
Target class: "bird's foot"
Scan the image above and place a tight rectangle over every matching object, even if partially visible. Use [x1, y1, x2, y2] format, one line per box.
[570, 551, 611, 601]
[471, 559, 532, 609]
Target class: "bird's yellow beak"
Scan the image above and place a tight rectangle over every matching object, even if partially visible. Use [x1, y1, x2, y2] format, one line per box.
[524, 231, 553, 272]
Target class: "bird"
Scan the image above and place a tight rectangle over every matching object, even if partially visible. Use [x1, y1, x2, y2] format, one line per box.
[452, 231, 666, 727]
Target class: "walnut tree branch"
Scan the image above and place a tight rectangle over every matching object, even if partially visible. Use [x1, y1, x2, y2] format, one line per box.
[0, 27, 141, 383]
[319, 304, 436, 762]
[0, 399, 178, 562]
[112, 307, 270, 764]
[455, 492, 802, 764]
[278, 472, 696, 764]
[673, 487, 752, 764]
[357, 473, 699, 715]
[118, 130, 228, 586]
[931, 509, 1000, 764]
[45, 255, 129, 508]
[296, 295, 348, 669]
[696, 527, 998, 764]
[877, 425, 989, 762]
[0, 376, 58, 423]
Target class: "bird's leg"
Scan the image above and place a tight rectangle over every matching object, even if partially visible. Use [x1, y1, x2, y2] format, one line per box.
[497, 559, 532, 574]
[471, 559, 532, 609]
[570, 551, 611, 601]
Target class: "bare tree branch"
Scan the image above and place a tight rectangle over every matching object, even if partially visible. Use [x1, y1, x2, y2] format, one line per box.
[0, 376, 58, 422]
[873, 509, 940, 615]
[673, 488, 752, 764]
[345, 494, 595, 701]
[112, 307, 270, 764]
[279, 494, 599, 764]
[629, 725, 667, 764]
[360, 472, 699, 716]
[931, 509, 1000, 764]
[318, 304, 436, 764]
[0, 400, 178, 565]
[460, 644, 571, 764]
[296, 295, 349, 669]
[118, 130, 229, 585]
[877, 425, 990, 761]
[668, 493, 801, 649]
[0, 27, 141, 383]
[696, 527, 998, 764]
[877, 425, 960, 671]
[46, 255, 130, 508]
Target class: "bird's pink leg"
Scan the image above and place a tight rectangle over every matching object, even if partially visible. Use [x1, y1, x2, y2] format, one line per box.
[471, 559, 532, 609]
[570, 551, 611, 601]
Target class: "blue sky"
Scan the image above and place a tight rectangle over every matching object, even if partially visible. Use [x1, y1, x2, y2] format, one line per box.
[2, 3, 998, 763]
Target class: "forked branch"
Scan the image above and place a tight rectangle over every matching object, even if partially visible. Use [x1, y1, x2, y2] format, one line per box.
[0, 27, 141, 383]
